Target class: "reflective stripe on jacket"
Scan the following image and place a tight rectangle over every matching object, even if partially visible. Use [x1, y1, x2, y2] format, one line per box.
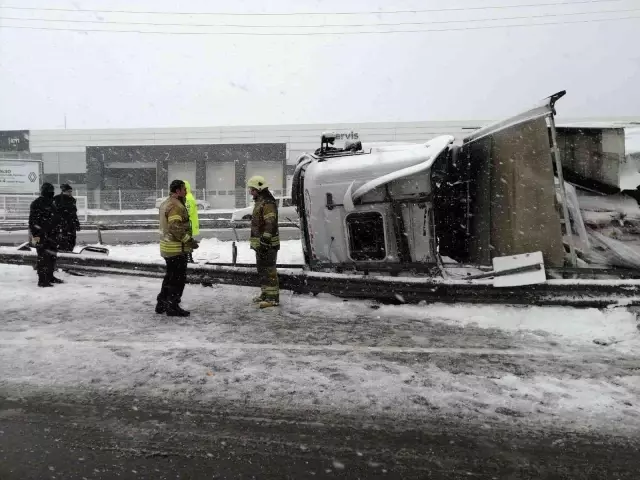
[159, 196, 193, 258]
[184, 180, 199, 236]
[250, 191, 280, 250]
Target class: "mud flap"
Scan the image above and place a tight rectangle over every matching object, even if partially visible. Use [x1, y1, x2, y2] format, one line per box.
[465, 251, 546, 287]
[492, 252, 546, 287]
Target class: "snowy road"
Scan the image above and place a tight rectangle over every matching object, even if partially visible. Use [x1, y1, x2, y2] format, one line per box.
[1, 264, 640, 477]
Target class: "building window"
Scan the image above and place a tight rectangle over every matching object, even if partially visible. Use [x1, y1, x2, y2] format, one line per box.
[346, 212, 386, 261]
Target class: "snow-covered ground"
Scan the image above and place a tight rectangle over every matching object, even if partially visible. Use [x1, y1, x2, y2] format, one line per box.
[1, 263, 639, 434]
[104, 238, 304, 264]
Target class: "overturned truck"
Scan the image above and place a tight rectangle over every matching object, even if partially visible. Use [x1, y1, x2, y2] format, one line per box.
[291, 91, 640, 290]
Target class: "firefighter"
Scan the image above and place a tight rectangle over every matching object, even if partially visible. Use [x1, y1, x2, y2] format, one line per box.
[54, 183, 81, 252]
[247, 175, 280, 308]
[29, 182, 61, 287]
[183, 180, 199, 263]
[156, 179, 199, 317]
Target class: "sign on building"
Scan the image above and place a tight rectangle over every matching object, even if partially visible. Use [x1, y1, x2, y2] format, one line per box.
[0, 160, 42, 193]
[0, 131, 29, 152]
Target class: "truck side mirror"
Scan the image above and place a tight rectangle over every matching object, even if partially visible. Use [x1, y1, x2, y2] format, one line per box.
[326, 193, 334, 211]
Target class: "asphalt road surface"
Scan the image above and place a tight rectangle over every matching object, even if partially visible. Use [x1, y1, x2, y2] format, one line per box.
[2, 392, 639, 480]
[0, 227, 301, 246]
[2, 266, 640, 479]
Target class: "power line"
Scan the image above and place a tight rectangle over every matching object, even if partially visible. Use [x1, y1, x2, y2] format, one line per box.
[1, 7, 637, 29]
[0, 0, 627, 17]
[0, 14, 638, 35]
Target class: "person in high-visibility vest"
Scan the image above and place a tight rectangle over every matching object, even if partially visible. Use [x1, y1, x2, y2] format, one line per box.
[183, 180, 199, 263]
[247, 175, 280, 308]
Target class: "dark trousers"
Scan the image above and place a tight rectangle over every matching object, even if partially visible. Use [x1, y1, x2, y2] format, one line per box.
[157, 254, 188, 309]
[57, 233, 77, 252]
[36, 244, 57, 285]
[256, 248, 279, 301]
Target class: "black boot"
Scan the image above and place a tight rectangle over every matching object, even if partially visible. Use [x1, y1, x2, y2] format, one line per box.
[51, 276, 64, 284]
[155, 292, 179, 314]
[38, 281, 54, 288]
[167, 305, 190, 317]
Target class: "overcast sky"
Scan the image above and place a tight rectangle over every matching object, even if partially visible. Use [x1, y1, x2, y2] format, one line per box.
[0, 0, 639, 129]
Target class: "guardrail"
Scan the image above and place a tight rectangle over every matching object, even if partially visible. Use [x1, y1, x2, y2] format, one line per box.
[2, 249, 640, 308]
[0, 220, 299, 232]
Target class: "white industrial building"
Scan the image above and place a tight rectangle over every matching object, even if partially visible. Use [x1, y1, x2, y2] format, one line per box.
[1, 118, 638, 210]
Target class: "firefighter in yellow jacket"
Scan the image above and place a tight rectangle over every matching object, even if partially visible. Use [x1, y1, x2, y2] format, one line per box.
[247, 175, 280, 308]
[156, 180, 199, 317]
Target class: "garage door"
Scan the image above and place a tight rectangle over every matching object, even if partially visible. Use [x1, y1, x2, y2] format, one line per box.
[167, 162, 196, 192]
[206, 162, 236, 209]
[246, 161, 283, 206]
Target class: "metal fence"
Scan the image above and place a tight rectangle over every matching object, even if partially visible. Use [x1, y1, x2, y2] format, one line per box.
[0, 189, 290, 214]
[0, 194, 88, 221]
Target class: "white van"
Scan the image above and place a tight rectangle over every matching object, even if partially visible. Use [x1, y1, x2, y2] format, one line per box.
[230, 197, 298, 223]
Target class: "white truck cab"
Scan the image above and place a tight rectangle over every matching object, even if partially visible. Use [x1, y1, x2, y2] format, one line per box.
[291, 133, 452, 271]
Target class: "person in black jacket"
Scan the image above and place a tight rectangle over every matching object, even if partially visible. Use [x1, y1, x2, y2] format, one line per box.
[54, 183, 81, 252]
[29, 183, 61, 287]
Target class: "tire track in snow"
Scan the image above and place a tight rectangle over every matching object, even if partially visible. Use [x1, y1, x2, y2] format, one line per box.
[0, 337, 628, 358]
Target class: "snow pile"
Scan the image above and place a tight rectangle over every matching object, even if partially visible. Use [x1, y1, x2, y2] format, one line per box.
[0, 263, 639, 434]
[559, 187, 640, 267]
[620, 159, 640, 192]
[585, 230, 640, 269]
[577, 190, 640, 218]
[376, 303, 640, 354]
[626, 127, 640, 155]
[565, 190, 640, 270]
